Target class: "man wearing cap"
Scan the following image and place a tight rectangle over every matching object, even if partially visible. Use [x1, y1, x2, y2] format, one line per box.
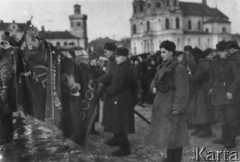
[104, 47, 137, 156]
[210, 40, 240, 148]
[97, 42, 118, 146]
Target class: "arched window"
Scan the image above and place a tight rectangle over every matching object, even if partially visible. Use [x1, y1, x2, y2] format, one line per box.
[188, 20, 192, 30]
[147, 21, 150, 32]
[198, 21, 201, 30]
[140, 4, 144, 12]
[165, 18, 170, 29]
[133, 24, 137, 34]
[64, 42, 68, 46]
[77, 22, 81, 26]
[174, 0, 177, 6]
[166, 0, 169, 6]
[222, 27, 226, 33]
[176, 18, 180, 29]
[205, 28, 209, 33]
[157, 2, 161, 8]
[56, 42, 60, 46]
[134, 6, 137, 14]
[188, 38, 191, 45]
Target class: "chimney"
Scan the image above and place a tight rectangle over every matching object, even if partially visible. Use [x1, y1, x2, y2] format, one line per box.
[202, 0, 207, 5]
[41, 26, 45, 32]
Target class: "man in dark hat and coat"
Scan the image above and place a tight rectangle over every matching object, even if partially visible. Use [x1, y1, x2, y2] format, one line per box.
[210, 40, 240, 148]
[103, 47, 137, 156]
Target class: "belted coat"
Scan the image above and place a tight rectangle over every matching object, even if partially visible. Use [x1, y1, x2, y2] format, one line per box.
[150, 58, 189, 149]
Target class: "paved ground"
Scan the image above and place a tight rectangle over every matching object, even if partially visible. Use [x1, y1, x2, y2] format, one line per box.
[0, 104, 240, 162]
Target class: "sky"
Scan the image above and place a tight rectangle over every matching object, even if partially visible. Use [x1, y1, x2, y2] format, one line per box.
[0, 0, 240, 41]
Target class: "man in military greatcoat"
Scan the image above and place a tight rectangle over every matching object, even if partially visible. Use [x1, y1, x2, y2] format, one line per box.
[211, 40, 240, 148]
[103, 48, 137, 156]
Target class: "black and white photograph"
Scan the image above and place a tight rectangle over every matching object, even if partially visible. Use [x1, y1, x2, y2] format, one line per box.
[0, 0, 240, 161]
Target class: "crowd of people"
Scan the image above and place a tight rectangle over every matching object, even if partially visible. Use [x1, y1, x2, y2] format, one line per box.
[87, 40, 240, 161]
[1, 29, 240, 162]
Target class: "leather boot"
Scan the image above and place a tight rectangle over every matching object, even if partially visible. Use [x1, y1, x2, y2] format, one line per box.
[198, 124, 212, 138]
[225, 126, 237, 149]
[213, 124, 228, 144]
[112, 133, 131, 156]
[191, 125, 202, 136]
[105, 134, 120, 147]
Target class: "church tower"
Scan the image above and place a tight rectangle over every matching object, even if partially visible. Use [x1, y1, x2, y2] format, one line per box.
[69, 4, 88, 48]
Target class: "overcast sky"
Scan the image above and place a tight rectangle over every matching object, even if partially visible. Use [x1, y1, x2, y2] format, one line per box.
[0, 0, 240, 41]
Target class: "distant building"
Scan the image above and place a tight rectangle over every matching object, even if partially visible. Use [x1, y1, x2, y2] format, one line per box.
[130, 0, 232, 54]
[39, 4, 88, 49]
[0, 4, 88, 50]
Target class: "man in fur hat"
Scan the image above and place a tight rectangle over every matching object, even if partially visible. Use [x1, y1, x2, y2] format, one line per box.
[103, 47, 137, 156]
[211, 40, 240, 148]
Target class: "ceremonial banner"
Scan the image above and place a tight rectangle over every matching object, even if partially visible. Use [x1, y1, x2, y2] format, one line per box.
[61, 58, 98, 143]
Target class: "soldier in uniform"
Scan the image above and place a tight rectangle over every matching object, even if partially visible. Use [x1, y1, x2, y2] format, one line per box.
[0, 53, 14, 145]
[150, 41, 189, 162]
[211, 40, 240, 148]
[103, 47, 137, 156]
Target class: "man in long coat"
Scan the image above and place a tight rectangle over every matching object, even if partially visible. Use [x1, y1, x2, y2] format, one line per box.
[150, 41, 189, 162]
[98, 42, 118, 145]
[104, 47, 137, 156]
[211, 40, 240, 148]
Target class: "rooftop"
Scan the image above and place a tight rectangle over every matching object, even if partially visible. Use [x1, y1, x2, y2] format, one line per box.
[38, 31, 79, 39]
[179, 2, 228, 18]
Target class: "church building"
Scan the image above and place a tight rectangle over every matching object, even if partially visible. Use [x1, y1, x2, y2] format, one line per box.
[130, 0, 231, 54]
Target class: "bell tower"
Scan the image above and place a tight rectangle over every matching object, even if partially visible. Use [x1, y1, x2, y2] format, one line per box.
[69, 4, 88, 48]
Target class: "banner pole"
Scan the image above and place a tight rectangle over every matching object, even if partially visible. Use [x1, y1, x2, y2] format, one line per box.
[48, 43, 54, 121]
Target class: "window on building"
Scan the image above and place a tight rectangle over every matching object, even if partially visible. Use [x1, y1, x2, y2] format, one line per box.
[166, 0, 170, 6]
[198, 21, 201, 30]
[56, 42, 60, 46]
[156, 2, 161, 8]
[140, 4, 144, 12]
[222, 27, 226, 33]
[134, 6, 137, 14]
[177, 38, 180, 48]
[77, 22, 81, 27]
[188, 20, 192, 30]
[133, 24, 137, 34]
[205, 28, 209, 33]
[64, 42, 68, 46]
[148, 3, 151, 8]
[147, 21, 150, 32]
[176, 18, 180, 29]
[188, 38, 191, 45]
[198, 38, 201, 46]
[165, 18, 170, 29]
[174, 0, 177, 6]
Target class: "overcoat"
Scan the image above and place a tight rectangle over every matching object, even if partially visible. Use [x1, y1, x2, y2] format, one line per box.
[188, 59, 213, 124]
[98, 58, 117, 125]
[103, 60, 137, 133]
[211, 57, 240, 106]
[150, 58, 189, 149]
